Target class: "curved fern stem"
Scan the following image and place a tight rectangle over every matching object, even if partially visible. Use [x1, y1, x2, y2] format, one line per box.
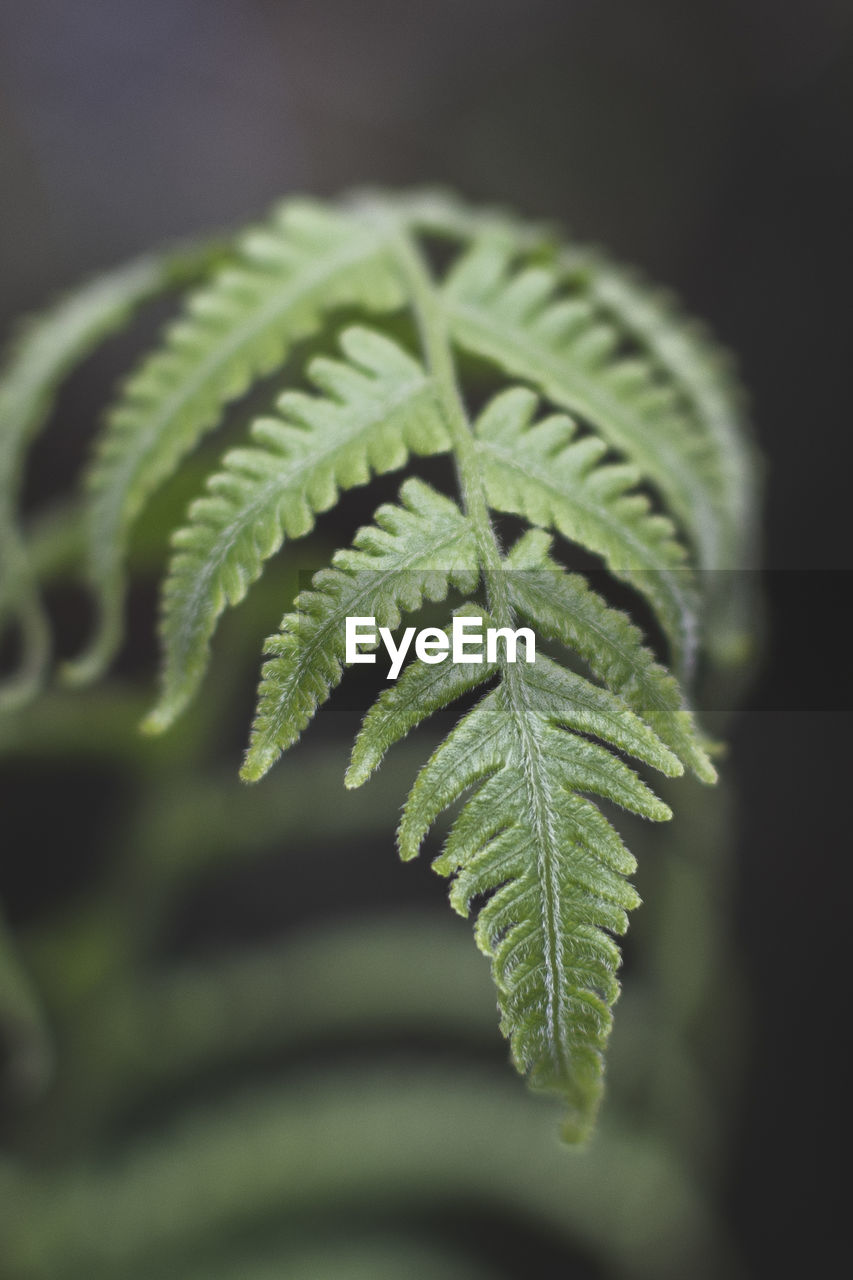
[382, 216, 626, 1135]
[379, 213, 511, 606]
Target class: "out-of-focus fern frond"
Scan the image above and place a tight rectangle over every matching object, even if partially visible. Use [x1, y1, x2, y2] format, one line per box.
[42, 914, 498, 1138]
[173, 1236, 503, 1280]
[0, 255, 183, 708]
[3, 1066, 738, 1280]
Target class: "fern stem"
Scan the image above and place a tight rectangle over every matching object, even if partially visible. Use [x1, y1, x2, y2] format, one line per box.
[382, 226, 504, 574]
[378, 219, 573, 1091]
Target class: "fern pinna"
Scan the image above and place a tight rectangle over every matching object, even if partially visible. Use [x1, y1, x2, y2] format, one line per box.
[0, 190, 756, 1139]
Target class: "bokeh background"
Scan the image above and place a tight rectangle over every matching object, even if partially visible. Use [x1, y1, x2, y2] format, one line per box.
[1, 2, 851, 1276]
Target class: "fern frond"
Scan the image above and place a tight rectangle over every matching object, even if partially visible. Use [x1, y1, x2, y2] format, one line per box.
[504, 528, 716, 782]
[68, 201, 405, 684]
[346, 604, 496, 787]
[0, 255, 180, 708]
[564, 249, 754, 557]
[5, 1066, 730, 1280]
[348, 581, 681, 1135]
[402, 196, 758, 663]
[392, 658, 673, 1138]
[242, 479, 478, 780]
[443, 234, 726, 569]
[145, 327, 448, 732]
[566, 250, 760, 663]
[400, 193, 755, 575]
[472, 386, 697, 669]
[0, 190, 758, 1143]
[398, 192, 756, 580]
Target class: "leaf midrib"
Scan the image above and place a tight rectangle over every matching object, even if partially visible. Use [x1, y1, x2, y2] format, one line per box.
[499, 665, 570, 1081]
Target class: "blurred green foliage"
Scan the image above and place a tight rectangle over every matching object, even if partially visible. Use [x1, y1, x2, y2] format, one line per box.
[0, 539, 745, 1277]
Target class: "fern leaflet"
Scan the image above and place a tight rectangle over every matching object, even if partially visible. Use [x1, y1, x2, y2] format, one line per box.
[442, 233, 726, 569]
[242, 478, 478, 779]
[67, 201, 405, 684]
[146, 328, 448, 732]
[387, 655, 671, 1139]
[504, 529, 715, 782]
[345, 525, 707, 1135]
[471, 385, 697, 670]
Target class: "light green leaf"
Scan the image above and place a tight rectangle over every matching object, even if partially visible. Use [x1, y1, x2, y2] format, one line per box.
[68, 201, 405, 684]
[242, 479, 478, 780]
[146, 328, 448, 732]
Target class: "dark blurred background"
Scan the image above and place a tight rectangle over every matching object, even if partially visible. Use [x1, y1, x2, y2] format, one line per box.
[1, 1, 851, 1275]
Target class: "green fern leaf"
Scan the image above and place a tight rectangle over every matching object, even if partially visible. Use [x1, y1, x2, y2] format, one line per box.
[68, 201, 405, 685]
[563, 248, 753, 558]
[400, 193, 758, 664]
[504, 528, 716, 782]
[390, 650, 674, 1138]
[400, 193, 755, 574]
[0, 255, 180, 708]
[443, 234, 724, 570]
[145, 327, 448, 732]
[345, 604, 496, 788]
[346, 556, 692, 1135]
[472, 385, 697, 669]
[241, 478, 478, 780]
[565, 250, 759, 663]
